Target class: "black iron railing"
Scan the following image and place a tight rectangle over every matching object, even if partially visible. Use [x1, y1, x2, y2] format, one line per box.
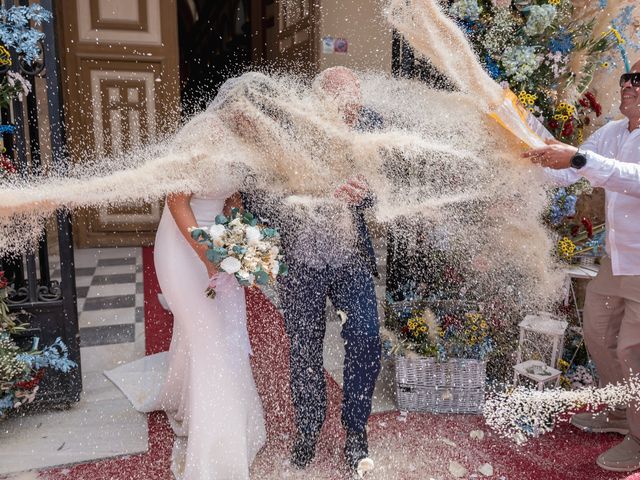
[0, 0, 81, 408]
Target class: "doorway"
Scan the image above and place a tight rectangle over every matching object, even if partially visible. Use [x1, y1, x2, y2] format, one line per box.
[177, 0, 253, 115]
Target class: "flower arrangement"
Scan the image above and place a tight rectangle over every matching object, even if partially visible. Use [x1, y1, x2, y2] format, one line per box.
[384, 302, 495, 361]
[0, 71, 31, 107]
[0, 4, 52, 64]
[0, 153, 16, 179]
[448, 0, 637, 144]
[555, 217, 605, 261]
[189, 208, 288, 299]
[0, 272, 77, 417]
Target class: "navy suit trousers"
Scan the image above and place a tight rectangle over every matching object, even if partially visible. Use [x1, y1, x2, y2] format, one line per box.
[278, 259, 381, 435]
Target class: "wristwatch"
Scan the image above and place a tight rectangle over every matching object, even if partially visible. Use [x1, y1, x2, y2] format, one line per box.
[570, 150, 588, 169]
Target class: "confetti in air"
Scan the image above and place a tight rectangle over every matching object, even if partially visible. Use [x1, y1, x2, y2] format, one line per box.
[484, 375, 640, 444]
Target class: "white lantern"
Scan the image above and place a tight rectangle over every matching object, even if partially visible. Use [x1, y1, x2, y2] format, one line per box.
[513, 312, 568, 390]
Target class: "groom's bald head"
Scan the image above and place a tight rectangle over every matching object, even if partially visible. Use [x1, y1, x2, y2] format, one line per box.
[313, 67, 362, 125]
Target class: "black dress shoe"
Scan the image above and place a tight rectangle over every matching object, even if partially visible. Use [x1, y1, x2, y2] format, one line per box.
[345, 429, 374, 473]
[291, 431, 319, 469]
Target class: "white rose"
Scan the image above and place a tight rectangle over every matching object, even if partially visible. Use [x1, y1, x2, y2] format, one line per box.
[269, 246, 280, 256]
[271, 260, 280, 276]
[245, 226, 262, 245]
[208, 224, 226, 240]
[229, 218, 243, 227]
[220, 256, 242, 274]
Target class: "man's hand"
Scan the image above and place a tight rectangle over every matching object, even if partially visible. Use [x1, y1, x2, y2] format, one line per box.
[522, 139, 578, 170]
[334, 176, 370, 205]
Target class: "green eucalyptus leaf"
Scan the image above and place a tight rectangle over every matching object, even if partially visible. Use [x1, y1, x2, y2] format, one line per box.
[254, 270, 270, 285]
[207, 247, 228, 264]
[232, 245, 247, 255]
[262, 227, 278, 238]
[190, 228, 208, 242]
[278, 262, 289, 276]
[242, 212, 254, 224]
[215, 214, 229, 225]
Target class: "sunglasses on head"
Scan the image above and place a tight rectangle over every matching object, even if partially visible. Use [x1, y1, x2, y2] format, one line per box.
[620, 72, 640, 87]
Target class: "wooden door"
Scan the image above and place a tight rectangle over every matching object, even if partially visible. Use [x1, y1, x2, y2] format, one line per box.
[58, 0, 180, 248]
[251, 0, 319, 75]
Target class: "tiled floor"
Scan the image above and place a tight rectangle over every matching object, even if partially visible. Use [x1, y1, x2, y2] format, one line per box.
[0, 247, 148, 476]
[1, 241, 395, 477]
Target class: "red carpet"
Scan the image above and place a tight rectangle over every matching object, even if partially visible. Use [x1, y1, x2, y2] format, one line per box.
[40, 247, 634, 479]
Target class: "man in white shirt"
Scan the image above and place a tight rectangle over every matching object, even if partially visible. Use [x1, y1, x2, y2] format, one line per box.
[523, 59, 640, 472]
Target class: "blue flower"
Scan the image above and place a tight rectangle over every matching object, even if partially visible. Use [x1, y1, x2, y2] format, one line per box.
[0, 5, 52, 65]
[17, 337, 77, 373]
[449, 0, 481, 22]
[549, 30, 574, 54]
[484, 55, 503, 80]
[523, 5, 556, 37]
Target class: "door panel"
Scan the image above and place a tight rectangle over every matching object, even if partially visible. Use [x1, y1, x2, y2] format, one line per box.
[251, 0, 318, 75]
[58, 0, 179, 248]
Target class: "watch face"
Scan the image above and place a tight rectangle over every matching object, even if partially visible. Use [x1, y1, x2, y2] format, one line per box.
[572, 154, 587, 169]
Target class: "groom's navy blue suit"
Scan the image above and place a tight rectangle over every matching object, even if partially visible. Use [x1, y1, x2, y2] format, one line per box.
[244, 107, 382, 436]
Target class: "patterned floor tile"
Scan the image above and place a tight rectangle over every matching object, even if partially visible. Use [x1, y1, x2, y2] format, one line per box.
[83, 294, 136, 311]
[94, 264, 137, 276]
[97, 257, 137, 267]
[87, 283, 137, 298]
[91, 273, 136, 285]
[76, 286, 90, 298]
[75, 276, 94, 288]
[80, 324, 135, 347]
[79, 309, 136, 329]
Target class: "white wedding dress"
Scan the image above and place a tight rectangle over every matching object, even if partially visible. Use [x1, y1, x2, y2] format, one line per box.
[106, 189, 266, 480]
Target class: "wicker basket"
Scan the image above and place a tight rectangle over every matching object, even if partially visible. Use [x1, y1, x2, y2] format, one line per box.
[395, 355, 486, 414]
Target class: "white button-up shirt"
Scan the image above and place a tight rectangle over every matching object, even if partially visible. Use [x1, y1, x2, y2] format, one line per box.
[546, 118, 640, 276]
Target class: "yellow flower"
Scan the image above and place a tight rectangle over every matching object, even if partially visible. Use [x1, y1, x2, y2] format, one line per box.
[480, 321, 488, 329]
[0, 46, 10, 67]
[548, 0, 560, 4]
[558, 359, 570, 372]
[558, 237, 576, 259]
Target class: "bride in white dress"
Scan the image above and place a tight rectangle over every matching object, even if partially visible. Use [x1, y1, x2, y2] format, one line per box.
[104, 77, 267, 479]
[106, 187, 266, 480]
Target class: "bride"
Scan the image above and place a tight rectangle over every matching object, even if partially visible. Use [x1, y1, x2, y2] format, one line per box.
[106, 80, 267, 480]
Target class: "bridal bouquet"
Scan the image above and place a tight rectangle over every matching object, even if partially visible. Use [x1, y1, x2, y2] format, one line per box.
[189, 209, 288, 299]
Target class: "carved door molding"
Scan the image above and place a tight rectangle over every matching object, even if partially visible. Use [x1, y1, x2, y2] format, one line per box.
[58, 0, 180, 248]
[251, 0, 319, 75]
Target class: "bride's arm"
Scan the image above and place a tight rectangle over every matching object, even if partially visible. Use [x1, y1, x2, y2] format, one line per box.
[166, 193, 218, 279]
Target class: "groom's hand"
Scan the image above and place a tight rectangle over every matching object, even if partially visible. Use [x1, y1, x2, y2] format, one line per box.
[522, 139, 578, 170]
[334, 176, 370, 205]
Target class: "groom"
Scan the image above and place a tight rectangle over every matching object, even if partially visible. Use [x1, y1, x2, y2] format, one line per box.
[244, 66, 382, 472]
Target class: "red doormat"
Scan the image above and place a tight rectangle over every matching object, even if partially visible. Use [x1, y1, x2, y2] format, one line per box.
[40, 247, 631, 480]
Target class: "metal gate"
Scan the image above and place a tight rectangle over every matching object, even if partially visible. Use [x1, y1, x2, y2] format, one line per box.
[1, 0, 81, 408]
